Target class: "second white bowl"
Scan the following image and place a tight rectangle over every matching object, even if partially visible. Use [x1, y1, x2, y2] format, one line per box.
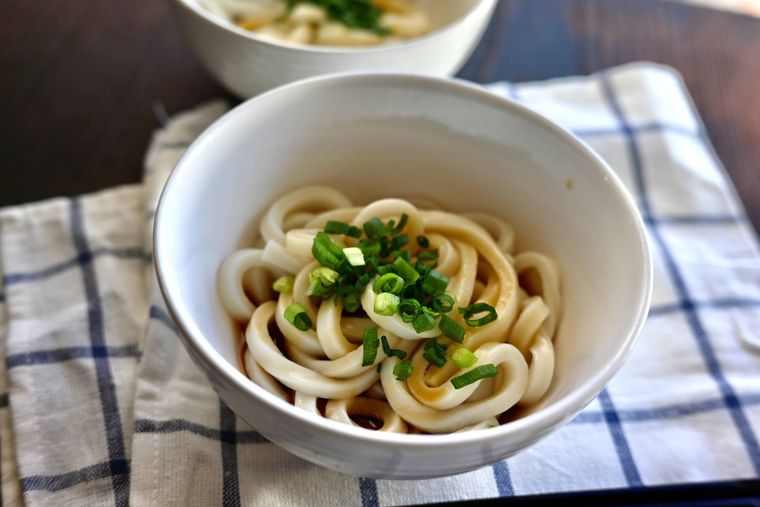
[171, 0, 498, 97]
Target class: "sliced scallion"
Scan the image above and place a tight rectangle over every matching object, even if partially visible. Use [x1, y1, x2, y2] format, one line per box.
[373, 273, 404, 295]
[458, 303, 498, 327]
[412, 310, 437, 333]
[381, 334, 406, 359]
[393, 359, 413, 381]
[398, 298, 421, 323]
[416, 235, 430, 248]
[343, 292, 360, 313]
[361, 327, 379, 366]
[451, 347, 477, 369]
[421, 269, 450, 296]
[363, 217, 385, 239]
[393, 213, 409, 234]
[374, 292, 400, 316]
[272, 275, 294, 294]
[392, 256, 420, 283]
[343, 247, 365, 266]
[451, 364, 498, 389]
[423, 339, 448, 368]
[439, 314, 465, 343]
[432, 293, 455, 313]
[284, 303, 312, 331]
[312, 231, 345, 271]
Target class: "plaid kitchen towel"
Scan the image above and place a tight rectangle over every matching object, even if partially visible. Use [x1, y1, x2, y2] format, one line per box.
[1, 63, 759, 506]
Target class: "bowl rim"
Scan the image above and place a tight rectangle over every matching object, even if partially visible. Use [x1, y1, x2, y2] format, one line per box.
[172, 0, 498, 54]
[154, 71, 653, 448]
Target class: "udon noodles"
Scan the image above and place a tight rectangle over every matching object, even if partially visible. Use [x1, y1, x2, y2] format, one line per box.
[198, 0, 430, 46]
[218, 187, 561, 434]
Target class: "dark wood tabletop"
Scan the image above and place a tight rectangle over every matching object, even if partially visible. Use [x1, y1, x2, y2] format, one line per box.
[2, 0, 759, 234]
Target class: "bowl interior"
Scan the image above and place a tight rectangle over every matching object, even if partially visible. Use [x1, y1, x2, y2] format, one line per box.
[156, 74, 650, 430]
[190, 0, 482, 35]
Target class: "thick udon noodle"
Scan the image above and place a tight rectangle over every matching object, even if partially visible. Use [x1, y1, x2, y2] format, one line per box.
[218, 186, 561, 434]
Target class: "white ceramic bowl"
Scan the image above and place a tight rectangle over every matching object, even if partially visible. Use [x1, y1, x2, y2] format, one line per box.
[154, 73, 652, 479]
[170, 0, 497, 97]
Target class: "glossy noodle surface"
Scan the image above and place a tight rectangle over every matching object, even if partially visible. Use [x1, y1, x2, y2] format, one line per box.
[218, 186, 561, 434]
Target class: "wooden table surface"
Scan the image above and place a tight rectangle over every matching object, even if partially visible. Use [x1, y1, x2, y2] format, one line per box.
[2, 0, 760, 235]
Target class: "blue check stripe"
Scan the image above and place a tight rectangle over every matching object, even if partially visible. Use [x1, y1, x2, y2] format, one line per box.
[574, 121, 699, 140]
[21, 459, 129, 493]
[643, 214, 747, 225]
[135, 418, 267, 443]
[220, 401, 241, 507]
[492, 461, 514, 496]
[649, 298, 760, 317]
[598, 390, 642, 486]
[7, 345, 140, 368]
[69, 199, 131, 505]
[573, 393, 760, 425]
[3, 247, 150, 286]
[600, 73, 760, 476]
[359, 478, 379, 507]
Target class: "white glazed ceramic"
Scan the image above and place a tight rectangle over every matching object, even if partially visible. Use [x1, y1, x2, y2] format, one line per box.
[154, 73, 652, 479]
[170, 0, 497, 97]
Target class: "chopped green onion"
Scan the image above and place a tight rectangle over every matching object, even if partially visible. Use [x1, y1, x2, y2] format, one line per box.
[363, 217, 385, 239]
[309, 267, 339, 286]
[394, 249, 412, 262]
[422, 305, 440, 318]
[414, 261, 432, 277]
[373, 273, 404, 295]
[381, 334, 406, 359]
[416, 235, 430, 248]
[393, 213, 409, 234]
[272, 275, 294, 294]
[325, 220, 349, 235]
[343, 292, 360, 313]
[391, 234, 409, 250]
[398, 298, 421, 323]
[439, 314, 465, 343]
[458, 303, 498, 327]
[451, 347, 477, 369]
[284, 303, 312, 331]
[393, 359, 413, 381]
[451, 364, 499, 389]
[401, 283, 419, 300]
[343, 247, 365, 266]
[360, 241, 381, 256]
[423, 339, 448, 367]
[412, 310, 437, 333]
[421, 269, 450, 296]
[392, 256, 420, 283]
[312, 231, 345, 270]
[432, 293, 455, 313]
[361, 327, 379, 366]
[306, 267, 339, 297]
[374, 292, 400, 316]
[325, 220, 362, 238]
[417, 250, 438, 263]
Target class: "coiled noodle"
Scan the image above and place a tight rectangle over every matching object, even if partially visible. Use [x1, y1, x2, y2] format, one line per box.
[219, 186, 561, 434]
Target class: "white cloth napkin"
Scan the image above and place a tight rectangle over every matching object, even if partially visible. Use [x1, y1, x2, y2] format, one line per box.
[1, 63, 759, 506]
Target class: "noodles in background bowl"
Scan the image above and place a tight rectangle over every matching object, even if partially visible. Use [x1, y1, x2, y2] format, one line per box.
[218, 186, 561, 434]
[197, 0, 431, 46]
